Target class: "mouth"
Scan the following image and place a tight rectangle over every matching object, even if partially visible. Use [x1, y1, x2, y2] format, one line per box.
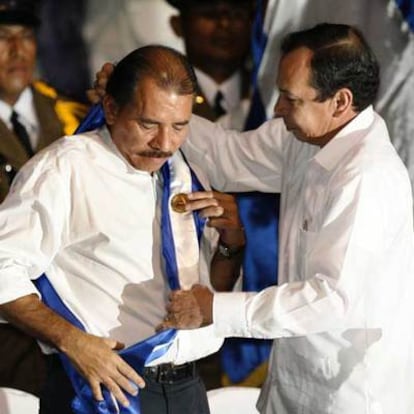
[212, 36, 235, 49]
[7, 64, 29, 75]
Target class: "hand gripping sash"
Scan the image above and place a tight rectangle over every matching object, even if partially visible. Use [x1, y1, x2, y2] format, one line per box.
[33, 107, 207, 413]
[34, 275, 177, 414]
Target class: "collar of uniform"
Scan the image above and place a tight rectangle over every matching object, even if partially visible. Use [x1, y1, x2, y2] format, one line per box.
[194, 67, 241, 111]
[312, 105, 375, 171]
[0, 87, 37, 132]
[13, 87, 38, 134]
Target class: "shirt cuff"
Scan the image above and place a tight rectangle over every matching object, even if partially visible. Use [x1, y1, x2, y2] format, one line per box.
[0, 270, 39, 304]
[213, 291, 251, 337]
[146, 325, 224, 366]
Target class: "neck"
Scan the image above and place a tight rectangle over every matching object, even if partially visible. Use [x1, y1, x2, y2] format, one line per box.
[194, 62, 240, 85]
[0, 92, 20, 106]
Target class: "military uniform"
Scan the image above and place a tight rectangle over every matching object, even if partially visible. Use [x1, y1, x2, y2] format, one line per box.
[0, 81, 87, 201]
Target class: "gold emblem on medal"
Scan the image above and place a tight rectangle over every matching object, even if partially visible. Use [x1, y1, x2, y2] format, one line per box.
[171, 193, 188, 213]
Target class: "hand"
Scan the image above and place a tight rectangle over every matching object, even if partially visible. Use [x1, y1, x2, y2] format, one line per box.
[186, 191, 245, 247]
[159, 284, 214, 330]
[61, 330, 145, 407]
[86, 62, 115, 104]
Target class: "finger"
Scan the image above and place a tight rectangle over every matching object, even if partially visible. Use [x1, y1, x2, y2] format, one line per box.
[102, 62, 115, 74]
[186, 191, 214, 201]
[186, 199, 220, 213]
[90, 379, 104, 402]
[104, 378, 129, 408]
[112, 372, 139, 396]
[198, 206, 224, 219]
[118, 362, 146, 389]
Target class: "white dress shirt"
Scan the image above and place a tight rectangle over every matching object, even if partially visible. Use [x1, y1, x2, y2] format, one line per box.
[0, 126, 223, 363]
[183, 106, 414, 413]
[0, 87, 39, 149]
[195, 68, 242, 113]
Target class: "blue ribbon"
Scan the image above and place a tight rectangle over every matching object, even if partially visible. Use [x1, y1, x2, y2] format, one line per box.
[160, 154, 206, 290]
[395, 0, 414, 31]
[75, 103, 106, 133]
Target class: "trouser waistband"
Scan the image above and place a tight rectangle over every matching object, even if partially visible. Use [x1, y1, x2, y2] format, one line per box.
[143, 362, 196, 384]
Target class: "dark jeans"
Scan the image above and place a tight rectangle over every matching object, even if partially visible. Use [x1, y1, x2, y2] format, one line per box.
[39, 355, 210, 414]
[141, 373, 210, 414]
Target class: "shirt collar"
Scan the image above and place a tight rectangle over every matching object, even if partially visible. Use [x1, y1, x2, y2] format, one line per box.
[312, 106, 375, 171]
[13, 87, 38, 131]
[0, 87, 38, 131]
[194, 67, 242, 111]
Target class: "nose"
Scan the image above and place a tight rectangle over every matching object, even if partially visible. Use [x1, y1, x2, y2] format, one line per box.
[149, 127, 171, 152]
[7, 36, 25, 57]
[217, 13, 231, 29]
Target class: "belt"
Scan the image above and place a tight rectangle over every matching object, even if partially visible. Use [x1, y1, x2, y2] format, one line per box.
[143, 362, 196, 384]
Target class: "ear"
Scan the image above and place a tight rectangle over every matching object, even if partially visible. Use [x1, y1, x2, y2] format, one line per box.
[170, 15, 183, 38]
[102, 95, 118, 125]
[332, 88, 354, 117]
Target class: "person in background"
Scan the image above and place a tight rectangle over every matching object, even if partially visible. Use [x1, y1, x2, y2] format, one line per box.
[0, 45, 245, 414]
[163, 23, 414, 413]
[0, 0, 86, 398]
[167, 0, 254, 129]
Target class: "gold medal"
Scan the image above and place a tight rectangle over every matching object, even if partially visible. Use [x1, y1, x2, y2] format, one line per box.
[171, 193, 188, 213]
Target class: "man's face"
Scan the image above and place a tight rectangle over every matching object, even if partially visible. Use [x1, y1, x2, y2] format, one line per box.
[105, 77, 194, 173]
[177, 1, 252, 69]
[274, 47, 337, 147]
[0, 24, 37, 105]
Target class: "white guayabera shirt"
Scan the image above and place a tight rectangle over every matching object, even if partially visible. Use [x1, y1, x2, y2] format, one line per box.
[0, 126, 222, 363]
[184, 106, 414, 414]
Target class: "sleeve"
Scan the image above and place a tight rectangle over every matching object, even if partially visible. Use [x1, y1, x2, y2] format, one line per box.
[0, 155, 69, 305]
[183, 115, 286, 192]
[211, 159, 411, 339]
[145, 325, 224, 366]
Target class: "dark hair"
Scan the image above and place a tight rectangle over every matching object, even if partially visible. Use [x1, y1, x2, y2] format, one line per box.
[106, 45, 197, 108]
[281, 23, 380, 111]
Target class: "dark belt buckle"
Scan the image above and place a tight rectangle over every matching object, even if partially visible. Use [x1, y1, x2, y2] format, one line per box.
[157, 364, 170, 384]
[152, 362, 194, 384]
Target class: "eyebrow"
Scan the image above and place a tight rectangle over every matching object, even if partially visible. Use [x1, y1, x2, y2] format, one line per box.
[279, 88, 300, 99]
[139, 117, 190, 126]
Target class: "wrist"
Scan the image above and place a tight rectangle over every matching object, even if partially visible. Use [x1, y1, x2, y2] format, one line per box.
[217, 239, 245, 259]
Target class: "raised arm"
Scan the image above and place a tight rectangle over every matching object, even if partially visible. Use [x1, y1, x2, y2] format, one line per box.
[183, 114, 287, 193]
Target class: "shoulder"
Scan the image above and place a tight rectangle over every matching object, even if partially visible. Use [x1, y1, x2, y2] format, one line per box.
[18, 131, 103, 178]
[32, 81, 88, 134]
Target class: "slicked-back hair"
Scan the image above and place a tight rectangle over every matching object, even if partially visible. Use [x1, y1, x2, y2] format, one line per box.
[106, 45, 198, 108]
[281, 23, 380, 112]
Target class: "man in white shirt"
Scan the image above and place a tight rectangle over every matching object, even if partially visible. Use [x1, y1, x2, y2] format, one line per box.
[163, 23, 414, 413]
[0, 45, 245, 414]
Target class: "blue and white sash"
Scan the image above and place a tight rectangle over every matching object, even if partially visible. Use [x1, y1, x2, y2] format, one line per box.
[160, 151, 206, 290]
